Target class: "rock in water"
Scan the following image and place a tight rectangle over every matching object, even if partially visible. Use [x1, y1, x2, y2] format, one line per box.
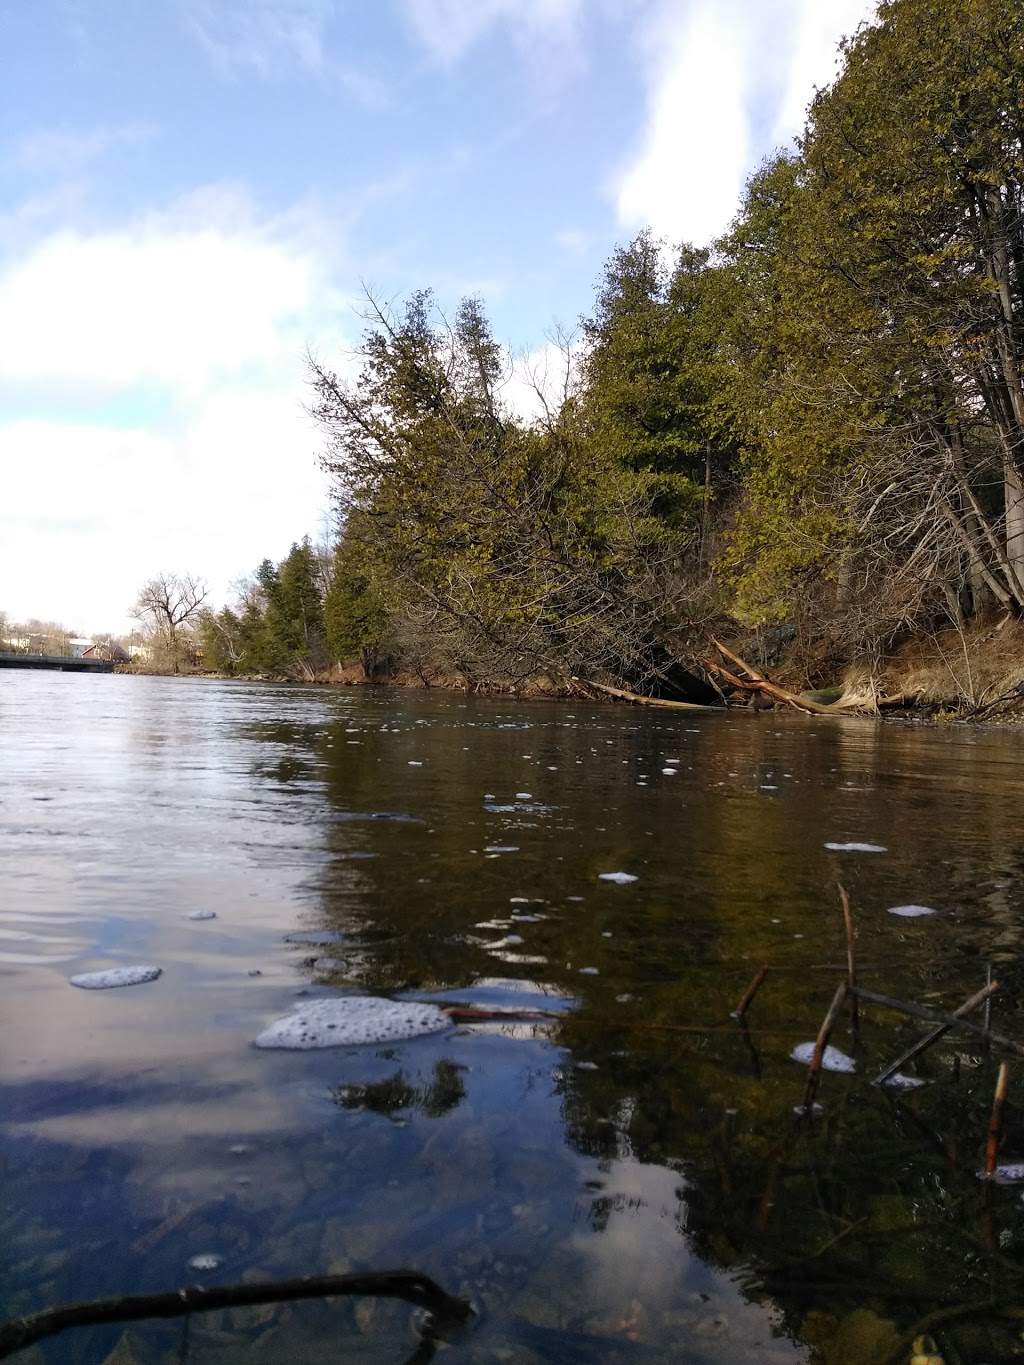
[253, 996, 450, 1049]
[70, 966, 162, 990]
[790, 1042, 857, 1073]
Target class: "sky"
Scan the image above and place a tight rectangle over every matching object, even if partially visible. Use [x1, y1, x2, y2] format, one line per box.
[0, 0, 876, 635]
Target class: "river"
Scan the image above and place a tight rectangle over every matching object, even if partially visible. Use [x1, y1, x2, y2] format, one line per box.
[3, 672, 1024, 1363]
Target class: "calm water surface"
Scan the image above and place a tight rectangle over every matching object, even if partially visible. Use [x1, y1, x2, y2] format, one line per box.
[4, 673, 1024, 1363]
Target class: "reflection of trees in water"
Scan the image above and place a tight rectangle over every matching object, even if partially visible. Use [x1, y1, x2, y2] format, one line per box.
[332, 1060, 466, 1121]
[557, 1038, 1024, 1362]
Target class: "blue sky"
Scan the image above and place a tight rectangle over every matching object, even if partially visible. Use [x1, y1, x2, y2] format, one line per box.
[0, 0, 875, 633]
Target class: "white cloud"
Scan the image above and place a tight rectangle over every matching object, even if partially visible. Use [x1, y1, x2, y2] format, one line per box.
[402, 0, 583, 67]
[614, 0, 878, 247]
[182, 0, 330, 78]
[770, 0, 875, 144]
[0, 399, 330, 635]
[0, 192, 320, 396]
[11, 123, 158, 176]
[616, 1, 749, 248]
[0, 189, 350, 632]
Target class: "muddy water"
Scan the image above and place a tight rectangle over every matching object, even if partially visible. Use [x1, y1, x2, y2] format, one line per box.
[4, 672, 1024, 1363]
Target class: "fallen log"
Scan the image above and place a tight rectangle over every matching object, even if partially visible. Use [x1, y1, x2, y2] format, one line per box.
[707, 640, 841, 715]
[570, 677, 721, 711]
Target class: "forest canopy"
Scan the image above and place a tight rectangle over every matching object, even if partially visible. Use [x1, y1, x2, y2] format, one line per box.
[208, 0, 1024, 700]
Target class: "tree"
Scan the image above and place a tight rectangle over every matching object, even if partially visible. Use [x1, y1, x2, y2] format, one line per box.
[719, 0, 1024, 646]
[309, 290, 717, 694]
[132, 573, 208, 673]
[263, 538, 326, 673]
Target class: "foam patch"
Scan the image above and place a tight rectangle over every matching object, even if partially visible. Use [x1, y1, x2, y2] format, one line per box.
[70, 966, 162, 990]
[790, 1042, 856, 1073]
[254, 996, 450, 1049]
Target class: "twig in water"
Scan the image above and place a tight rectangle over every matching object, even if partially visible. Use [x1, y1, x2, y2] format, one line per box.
[801, 982, 849, 1113]
[838, 884, 858, 1032]
[0, 1269, 475, 1362]
[985, 1062, 1010, 1179]
[873, 981, 999, 1086]
[854, 987, 1024, 1058]
[731, 965, 770, 1020]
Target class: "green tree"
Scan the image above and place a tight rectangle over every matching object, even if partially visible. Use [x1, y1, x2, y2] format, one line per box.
[721, 0, 1024, 640]
[310, 291, 715, 693]
[263, 540, 326, 673]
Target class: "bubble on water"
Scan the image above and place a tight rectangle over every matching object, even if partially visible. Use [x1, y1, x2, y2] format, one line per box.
[70, 966, 162, 990]
[662, 769, 677, 776]
[484, 846, 519, 853]
[599, 872, 638, 884]
[790, 1043, 856, 1073]
[825, 842, 887, 853]
[887, 905, 936, 917]
[254, 996, 450, 1049]
[579, 966, 599, 975]
[515, 792, 533, 800]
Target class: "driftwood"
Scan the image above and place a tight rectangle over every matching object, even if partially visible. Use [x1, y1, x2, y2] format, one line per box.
[0, 1269, 474, 1361]
[703, 640, 839, 715]
[571, 677, 720, 711]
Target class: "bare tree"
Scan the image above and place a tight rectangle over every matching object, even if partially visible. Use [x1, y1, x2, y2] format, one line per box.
[132, 573, 208, 674]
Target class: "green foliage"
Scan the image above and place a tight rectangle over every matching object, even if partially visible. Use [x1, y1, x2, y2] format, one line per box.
[264, 539, 326, 669]
[720, 0, 1024, 638]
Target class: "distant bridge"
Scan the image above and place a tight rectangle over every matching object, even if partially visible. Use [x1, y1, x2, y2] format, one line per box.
[0, 652, 116, 673]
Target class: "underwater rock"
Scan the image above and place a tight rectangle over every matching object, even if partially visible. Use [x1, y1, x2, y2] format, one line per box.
[790, 1042, 857, 1073]
[254, 995, 450, 1049]
[70, 966, 162, 990]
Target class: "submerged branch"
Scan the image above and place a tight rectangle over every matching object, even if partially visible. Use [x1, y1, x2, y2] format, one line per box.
[0, 1269, 475, 1361]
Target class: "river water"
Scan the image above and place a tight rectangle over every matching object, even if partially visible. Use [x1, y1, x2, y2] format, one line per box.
[3, 672, 1024, 1363]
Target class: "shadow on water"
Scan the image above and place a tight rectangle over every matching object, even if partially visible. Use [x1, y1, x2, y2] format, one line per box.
[6, 678, 1024, 1360]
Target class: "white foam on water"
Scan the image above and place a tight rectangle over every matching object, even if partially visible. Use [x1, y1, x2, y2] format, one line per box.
[188, 1254, 222, 1272]
[186, 910, 216, 921]
[887, 905, 936, 917]
[484, 846, 519, 853]
[599, 872, 638, 884]
[824, 842, 887, 853]
[662, 769, 677, 776]
[881, 1072, 927, 1089]
[70, 966, 162, 990]
[253, 996, 450, 1049]
[982, 1163, 1024, 1183]
[579, 966, 599, 975]
[515, 792, 533, 800]
[790, 1042, 857, 1073]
